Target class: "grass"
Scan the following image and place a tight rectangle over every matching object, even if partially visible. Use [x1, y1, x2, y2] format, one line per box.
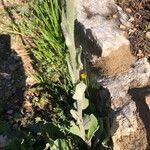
[0, 0, 113, 149]
[10, 0, 72, 93]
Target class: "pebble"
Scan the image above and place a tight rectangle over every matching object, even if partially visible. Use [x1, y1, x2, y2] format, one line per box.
[146, 32, 150, 39]
[126, 8, 132, 13]
[7, 110, 14, 115]
[113, 14, 118, 19]
[120, 24, 126, 30]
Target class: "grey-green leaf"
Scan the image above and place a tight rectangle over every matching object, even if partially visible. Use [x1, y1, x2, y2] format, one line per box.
[69, 121, 82, 138]
[85, 114, 99, 141]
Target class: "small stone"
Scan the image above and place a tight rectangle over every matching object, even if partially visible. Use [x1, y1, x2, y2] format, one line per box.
[138, 50, 142, 54]
[9, 64, 19, 72]
[113, 14, 118, 19]
[0, 73, 11, 80]
[0, 135, 9, 148]
[126, 8, 132, 13]
[23, 100, 32, 108]
[146, 32, 150, 39]
[120, 24, 126, 30]
[122, 31, 128, 38]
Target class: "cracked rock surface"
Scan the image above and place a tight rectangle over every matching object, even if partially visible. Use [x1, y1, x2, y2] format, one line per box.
[98, 58, 150, 150]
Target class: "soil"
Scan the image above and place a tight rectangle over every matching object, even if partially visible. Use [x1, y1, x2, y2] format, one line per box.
[0, 0, 37, 129]
[115, 0, 150, 58]
[0, 1, 54, 136]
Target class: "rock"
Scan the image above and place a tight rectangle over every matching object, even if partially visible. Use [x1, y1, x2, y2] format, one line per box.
[75, 0, 150, 149]
[125, 8, 132, 14]
[98, 58, 150, 150]
[75, 0, 135, 77]
[146, 32, 150, 39]
[119, 24, 126, 30]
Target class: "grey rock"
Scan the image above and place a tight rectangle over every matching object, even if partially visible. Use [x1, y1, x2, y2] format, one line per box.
[98, 58, 150, 150]
[75, 0, 135, 77]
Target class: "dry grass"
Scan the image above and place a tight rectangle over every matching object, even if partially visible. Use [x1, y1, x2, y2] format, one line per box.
[92, 45, 136, 77]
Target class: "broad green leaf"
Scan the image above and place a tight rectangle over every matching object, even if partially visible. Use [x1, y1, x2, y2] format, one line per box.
[73, 82, 87, 101]
[44, 143, 50, 150]
[35, 117, 42, 123]
[83, 114, 91, 130]
[69, 121, 81, 138]
[70, 109, 77, 120]
[85, 114, 99, 141]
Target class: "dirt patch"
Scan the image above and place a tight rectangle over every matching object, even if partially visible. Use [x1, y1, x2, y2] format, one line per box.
[91, 45, 136, 77]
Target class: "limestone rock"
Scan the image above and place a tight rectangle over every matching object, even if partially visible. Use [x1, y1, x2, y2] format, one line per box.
[75, 0, 135, 77]
[75, 0, 150, 149]
[98, 58, 150, 150]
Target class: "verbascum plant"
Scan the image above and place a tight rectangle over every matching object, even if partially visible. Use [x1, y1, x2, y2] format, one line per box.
[61, 0, 99, 147]
[61, 0, 81, 84]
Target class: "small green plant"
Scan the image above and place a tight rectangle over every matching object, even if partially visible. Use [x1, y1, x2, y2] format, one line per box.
[61, 0, 102, 149]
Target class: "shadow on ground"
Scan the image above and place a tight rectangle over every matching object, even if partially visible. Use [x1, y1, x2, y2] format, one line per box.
[129, 86, 150, 148]
[0, 34, 26, 120]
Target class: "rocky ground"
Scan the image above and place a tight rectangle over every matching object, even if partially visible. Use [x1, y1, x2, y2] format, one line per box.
[0, 0, 150, 149]
[116, 0, 150, 58]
